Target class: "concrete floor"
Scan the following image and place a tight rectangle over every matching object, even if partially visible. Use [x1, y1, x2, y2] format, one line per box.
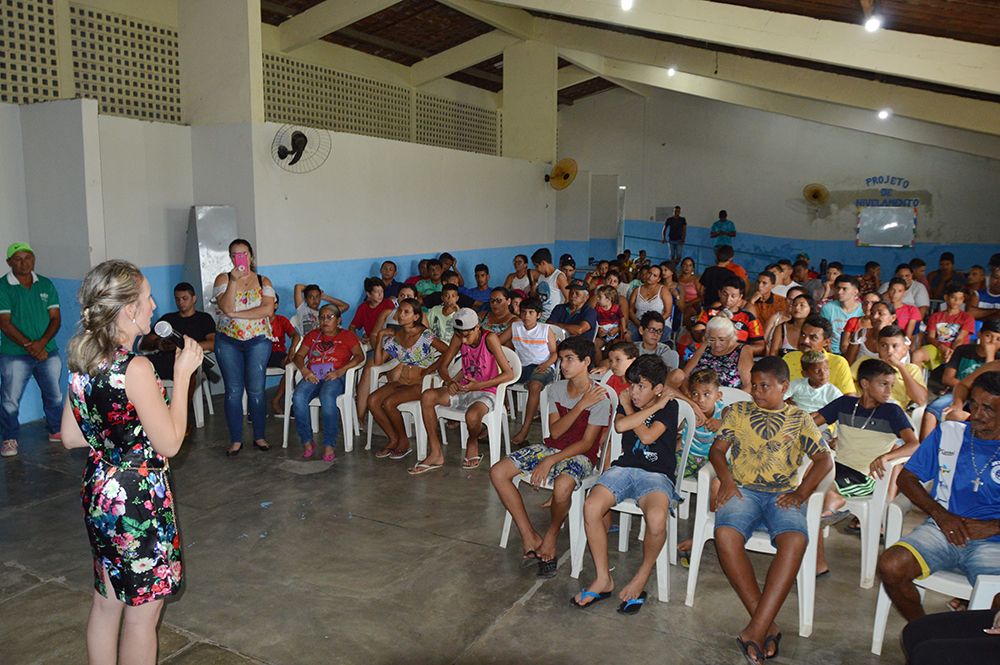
[0, 400, 941, 664]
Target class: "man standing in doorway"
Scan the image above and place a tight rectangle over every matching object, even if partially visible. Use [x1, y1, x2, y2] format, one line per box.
[661, 206, 687, 262]
[711, 210, 736, 248]
[0, 243, 62, 458]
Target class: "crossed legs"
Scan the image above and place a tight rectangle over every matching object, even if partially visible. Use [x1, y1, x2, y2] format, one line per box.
[491, 458, 575, 563]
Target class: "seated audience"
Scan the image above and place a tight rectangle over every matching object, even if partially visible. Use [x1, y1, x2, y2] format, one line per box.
[839, 291, 884, 355]
[374, 283, 427, 333]
[531, 248, 568, 322]
[711, 356, 833, 664]
[700, 246, 740, 307]
[693, 275, 765, 355]
[635, 312, 678, 371]
[857, 261, 882, 297]
[367, 298, 449, 459]
[548, 283, 598, 340]
[879, 264, 930, 319]
[414, 309, 514, 473]
[843, 299, 900, 366]
[882, 277, 922, 347]
[785, 350, 842, 414]
[921, 319, 1000, 439]
[489, 335, 611, 578]
[812, 358, 919, 575]
[968, 264, 1000, 320]
[585, 260, 610, 289]
[793, 259, 823, 302]
[850, 325, 926, 408]
[504, 254, 535, 295]
[819, 274, 863, 346]
[659, 264, 684, 329]
[571, 355, 678, 614]
[460, 264, 493, 306]
[294, 283, 349, 335]
[628, 265, 672, 342]
[966, 264, 987, 293]
[405, 259, 429, 287]
[922, 282, 975, 369]
[927, 252, 966, 299]
[910, 258, 930, 291]
[559, 255, 578, 284]
[782, 315, 857, 396]
[746, 271, 786, 327]
[291, 306, 364, 462]
[877, 372, 1000, 626]
[764, 288, 812, 357]
[349, 277, 394, 345]
[379, 260, 401, 298]
[438, 252, 465, 286]
[141, 282, 216, 384]
[593, 284, 628, 362]
[816, 262, 844, 307]
[669, 316, 753, 391]
[599, 340, 638, 396]
[771, 259, 798, 298]
[415, 259, 444, 297]
[676, 257, 704, 328]
[500, 297, 558, 448]
[479, 287, 518, 336]
[267, 294, 300, 414]
[422, 271, 476, 310]
[427, 283, 461, 344]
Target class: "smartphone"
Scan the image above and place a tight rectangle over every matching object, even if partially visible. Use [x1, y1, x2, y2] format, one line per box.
[233, 252, 249, 273]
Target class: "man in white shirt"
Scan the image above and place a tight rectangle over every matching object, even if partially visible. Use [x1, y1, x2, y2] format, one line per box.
[771, 259, 800, 298]
[879, 264, 930, 318]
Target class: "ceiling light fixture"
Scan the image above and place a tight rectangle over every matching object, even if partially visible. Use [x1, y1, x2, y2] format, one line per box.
[878, 108, 891, 120]
[865, 16, 881, 32]
[667, 67, 676, 76]
[621, 0, 633, 10]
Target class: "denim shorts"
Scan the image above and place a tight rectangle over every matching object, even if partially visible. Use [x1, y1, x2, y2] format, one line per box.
[508, 444, 594, 489]
[449, 391, 496, 411]
[892, 518, 1000, 586]
[597, 465, 679, 503]
[515, 363, 557, 387]
[714, 486, 809, 547]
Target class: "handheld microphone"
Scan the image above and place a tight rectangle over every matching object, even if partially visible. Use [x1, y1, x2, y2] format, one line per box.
[154, 321, 215, 367]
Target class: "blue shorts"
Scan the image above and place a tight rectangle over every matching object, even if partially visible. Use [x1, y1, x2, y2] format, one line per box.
[515, 363, 557, 387]
[508, 444, 594, 489]
[892, 518, 1000, 586]
[714, 486, 809, 547]
[597, 465, 679, 503]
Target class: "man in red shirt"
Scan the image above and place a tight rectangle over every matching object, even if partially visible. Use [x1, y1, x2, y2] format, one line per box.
[693, 274, 765, 356]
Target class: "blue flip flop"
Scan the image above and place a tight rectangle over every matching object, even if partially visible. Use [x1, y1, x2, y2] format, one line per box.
[616, 590, 647, 615]
[569, 587, 613, 608]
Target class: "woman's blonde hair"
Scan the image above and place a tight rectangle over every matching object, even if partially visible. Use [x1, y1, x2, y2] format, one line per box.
[705, 316, 737, 339]
[67, 260, 145, 376]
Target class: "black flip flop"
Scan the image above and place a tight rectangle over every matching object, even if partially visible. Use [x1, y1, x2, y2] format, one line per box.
[537, 558, 557, 579]
[763, 632, 782, 660]
[570, 588, 613, 609]
[617, 591, 647, 615]
[736, 637, 765, 665]
[521, 550, 539, 568]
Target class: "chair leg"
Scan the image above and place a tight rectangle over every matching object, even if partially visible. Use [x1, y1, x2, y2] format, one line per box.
[203, 378, 214, 415]
[488, 417, 501, 467]
[861, 506, 879, 589]
[192, 382, 204, 429]
[685, 515, 711, 607]
[569, 490, 586, 579]
[798, 535, 818, 638]
[415, 412, 427, 461]
[438, 416, 448, 450]
[366, 412, 374, 451]
[618, 514, 631, 552]
[668, 509, 678, 566]
[870, 583, 893, 655]
[656, 521, 671, 602]
[337, 396, 352, 453]
[310, 405, 320, 433]
[679, 491, 691, 520]
[502, 413, 511, 457]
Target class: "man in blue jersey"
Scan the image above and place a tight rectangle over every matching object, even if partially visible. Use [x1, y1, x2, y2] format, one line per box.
[878, 371, 1000, 621]
[968, 264, 1000, 321]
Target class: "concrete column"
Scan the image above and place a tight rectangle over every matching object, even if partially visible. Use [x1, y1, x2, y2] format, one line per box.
[502, 41, 557, 164]
[178, 0, 264, 126]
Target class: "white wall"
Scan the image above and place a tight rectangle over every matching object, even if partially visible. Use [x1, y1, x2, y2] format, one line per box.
[555, 169, 591, 242]
[558, 88, 1000, 244]
[252, 123, 555, 267]
[191, 123, 259, 246]
[0, 103, 28, 244]
[98, 116, 194, 269]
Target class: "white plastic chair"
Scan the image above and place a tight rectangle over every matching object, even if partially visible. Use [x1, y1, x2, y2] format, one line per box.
[281, 359, 366, 451]
[611, 400, 697, 601]
[835, 454, 910, 589]
[684, 453, 835, 637]
[365, 356, 454, 458]
[499, 384, 618, 579]
[870, 493, 1000, 654]
[719, 386, 753, 405]
[507, 325, 567, 423]
[435, 347, 522, 467]
[161, 363, 210, 428]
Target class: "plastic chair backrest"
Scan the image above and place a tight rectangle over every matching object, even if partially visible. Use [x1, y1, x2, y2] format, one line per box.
[719, 386, 753, 405]
[289, 313, 303, 337]
[496, 346, 522, 406]
[604, 397, 696, 475]
[551, 325, 569, 343]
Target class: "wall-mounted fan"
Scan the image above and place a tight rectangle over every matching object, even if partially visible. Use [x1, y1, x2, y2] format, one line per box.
[545, 158, 578, 190]
[802, 183, 831, 205]
[270, 125, 332, 174]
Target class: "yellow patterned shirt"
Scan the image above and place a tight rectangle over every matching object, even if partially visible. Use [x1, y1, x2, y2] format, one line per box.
[717, 401, 828, 493]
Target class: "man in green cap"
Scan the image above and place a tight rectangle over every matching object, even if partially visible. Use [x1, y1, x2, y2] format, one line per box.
[0, 243, 62, 457]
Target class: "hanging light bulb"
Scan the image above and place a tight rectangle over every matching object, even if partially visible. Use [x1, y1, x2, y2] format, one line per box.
[865, 15, 882, 32]
[667, 67, 676, 76]
[621, 0, 633, 10]
[878, 108, 892, 120]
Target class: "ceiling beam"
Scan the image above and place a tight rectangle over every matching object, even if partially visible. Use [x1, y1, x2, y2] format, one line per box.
[558, 64, 597, 89]
[436, 0, 536, 40]
[558, 49, 652, 97]
[279, 0, 399, 52]
[488, 0, 1000, 96]
[537, 18, 1000, 137]
[411, 31, 521, 87]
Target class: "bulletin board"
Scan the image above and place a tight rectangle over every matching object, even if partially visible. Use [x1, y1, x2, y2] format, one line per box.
[856, 206, 916, 247]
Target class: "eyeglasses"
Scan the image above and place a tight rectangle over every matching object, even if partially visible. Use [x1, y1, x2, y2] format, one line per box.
[489, 298, 506, 304]
[644, 327, 664, 334]
[318, 315, 337, 321]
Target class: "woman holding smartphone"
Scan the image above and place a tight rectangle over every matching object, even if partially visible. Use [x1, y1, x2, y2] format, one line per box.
[213, 239, 276, 456]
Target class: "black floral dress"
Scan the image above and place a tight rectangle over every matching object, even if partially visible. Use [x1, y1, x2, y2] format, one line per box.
[69, 347, 182, 605]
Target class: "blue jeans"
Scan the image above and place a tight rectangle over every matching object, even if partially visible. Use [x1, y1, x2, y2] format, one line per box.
[0, 351, 63, 440]
[214, 333, 270, 443]
[925, 394, 954, 426]
[668, 241, 684, 262]
[715, 486, 810, 547]
[292, 375, 346, 447]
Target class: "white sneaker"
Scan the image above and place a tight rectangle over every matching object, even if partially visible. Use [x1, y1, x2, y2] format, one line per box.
[1, 440, 17, 457]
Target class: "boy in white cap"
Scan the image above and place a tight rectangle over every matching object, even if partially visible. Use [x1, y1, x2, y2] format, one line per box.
[0, 242, 62, 457]
[412, 308, 515, 473]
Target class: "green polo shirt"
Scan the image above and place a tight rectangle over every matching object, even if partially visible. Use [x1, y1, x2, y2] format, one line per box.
[0, 272, 60, 355]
